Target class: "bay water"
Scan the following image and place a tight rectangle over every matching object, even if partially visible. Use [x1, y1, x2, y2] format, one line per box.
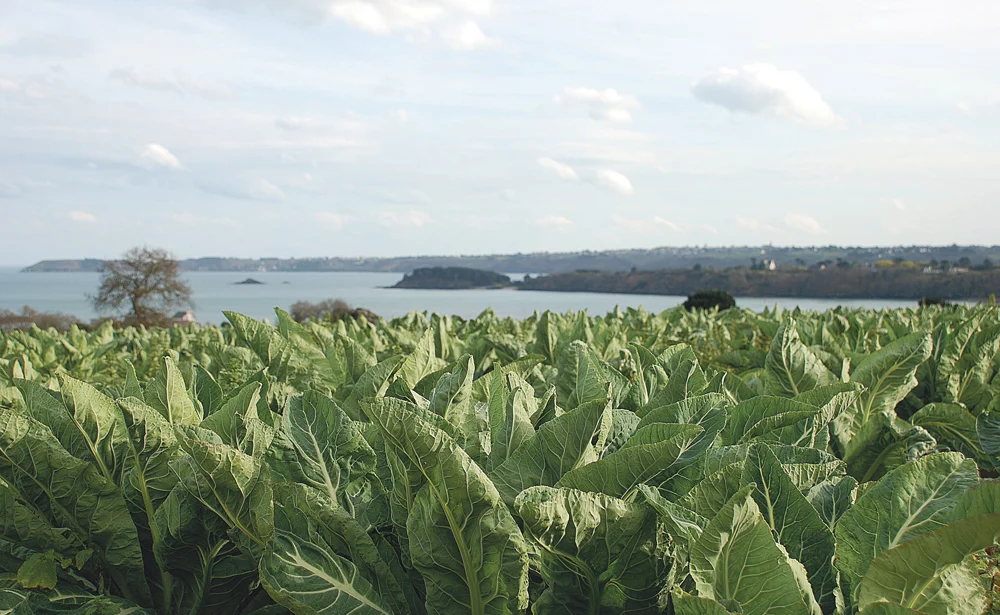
[0, 267, 927, 324]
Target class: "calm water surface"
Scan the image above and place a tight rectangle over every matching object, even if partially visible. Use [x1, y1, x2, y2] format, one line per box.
[0, 267, 928, 324]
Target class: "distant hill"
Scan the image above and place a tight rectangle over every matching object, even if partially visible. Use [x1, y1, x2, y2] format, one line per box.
[520, 267, 1000, 300]
[392, 267, 511, 290]
[21, 245, 1000, 274]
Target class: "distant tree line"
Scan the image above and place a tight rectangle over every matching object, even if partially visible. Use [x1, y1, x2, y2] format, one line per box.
[520, 267, 1000, 300]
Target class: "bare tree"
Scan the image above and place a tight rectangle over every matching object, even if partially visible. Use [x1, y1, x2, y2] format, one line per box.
[92, 247, 193, 326]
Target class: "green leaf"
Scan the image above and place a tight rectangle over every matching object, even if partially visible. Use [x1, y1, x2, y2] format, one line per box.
[0, 479, 80, 555]
[259, 483, 410, 615]
[151, 486, 259, 615]
[362, 398, 529, 615]
[192, 366, 224, 418]
[639, 484, 708, 555]
[0, 408, 151, 606]
[487, 373, 535, 472]
[858, 513, 1000, 615]
[835, 453, 979, 600]
[842, 412, 936, 482]
[834, 333, 932, 451]
[396, 329, 447, 391]
[200, 382, 274, 458]
[678, 462, 746, 521]
[720, 396, 821, 447]
[122, 360, 144, 401]
[689, 486, 821, 615]
[911, 403, 987, 464]
[857, 603, 924, 615]
[656, 359, 709, 407]
[763, 321, 836, 397]
[225, 311, 314, 390]
[636, 393, 727, 427]
[603, 409, 641, 456]
[341, 358, 403, 421]
[489, 399, 611, 506]
[143, 357, 201, 426]
[556, 423, 702, 497]
[427, 355, 475, 427]
[952, 479, 1000, 519]
[805, 475, 858, 533]
[515, 486, 665, 615]
[671, 589, 732, 615]
[266, 392, 375, 509]
[557, 341, 612, 410]
[117, 397, 181, 530]
[14, 378, 128, 482]
[171, 432, 274, 549]
[742, 443, 837, 613]
[16, 553, 58, 590]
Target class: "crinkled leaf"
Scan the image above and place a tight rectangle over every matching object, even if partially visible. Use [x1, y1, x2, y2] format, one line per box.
[362, 397, 529, 615]
[515, 486, 665, 615]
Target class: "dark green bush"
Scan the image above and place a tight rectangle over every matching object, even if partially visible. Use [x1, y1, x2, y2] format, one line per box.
[918, 297, 953, 308]
[683, 289, 737, 312]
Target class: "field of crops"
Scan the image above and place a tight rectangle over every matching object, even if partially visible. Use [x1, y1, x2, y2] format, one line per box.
[2, 304, 1000, 615]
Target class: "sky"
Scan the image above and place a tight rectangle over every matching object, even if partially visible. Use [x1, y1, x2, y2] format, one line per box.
[1, 0, 999, 265]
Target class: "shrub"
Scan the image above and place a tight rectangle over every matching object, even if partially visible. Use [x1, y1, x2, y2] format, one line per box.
[919, 296, 953, 308]
[290, 299, 379, 323]
[683, 289, 736, 312]
[0, 305, 82, 332]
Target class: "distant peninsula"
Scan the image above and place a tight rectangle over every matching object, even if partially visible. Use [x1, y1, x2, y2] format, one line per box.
[234, 278, 264, 285]
[392, 267, 512, 290]
[518, 266, 1000, 300]
[21, 244, 1000, 275]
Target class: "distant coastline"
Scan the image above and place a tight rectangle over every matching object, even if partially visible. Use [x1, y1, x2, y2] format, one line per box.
[389, 264, 1000, 301]
[517, 267, 1000, 301]
[20, 244, 1000, 275]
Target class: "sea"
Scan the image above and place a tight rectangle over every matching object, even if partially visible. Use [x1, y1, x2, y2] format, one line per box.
[0, 267, 934, 325]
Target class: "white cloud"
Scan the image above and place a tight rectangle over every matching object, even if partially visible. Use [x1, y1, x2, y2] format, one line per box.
[139, 144, 183, 170]
[0, 79, 19, 93]
[957, 102, 971, 114]
[109, 68, 232, 99]
[274, 116, 368, 144]
[597, 108, 634, 123]
[537, 157, 579, 181]
[653, 216, 681, 232]
[68, 211, 96, 223]
[0, 180, 19, 198]
[169, 212, 239, 227]
[0, 34, 92, 58]
[110, 68, 181, 94]
[394, 109, 410, 122]
[535, 215, 574, 230]
[442, 21, 498, 50]
[275, 116, 322, 131]
[197, 177, 285, 202]
[251, 179, 286, 201]
[206, 0, 492, 36]
[314, 212, 346, 230]
[893, 198, 906, 211]
[784, 212, 827, 235]
[613, 215, 680, 233]
[378, 210, 430, 228]
[735, 216, 780, 232]
[557, 87, 640, 124]
[595, 169, 634, 195]
[693, 63, 837, 126]
[179, 75, 233, 99]
[561, 87, 638, 108]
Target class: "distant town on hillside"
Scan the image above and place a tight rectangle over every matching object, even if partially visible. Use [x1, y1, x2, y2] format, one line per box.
[21, 244, 1000, 274]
